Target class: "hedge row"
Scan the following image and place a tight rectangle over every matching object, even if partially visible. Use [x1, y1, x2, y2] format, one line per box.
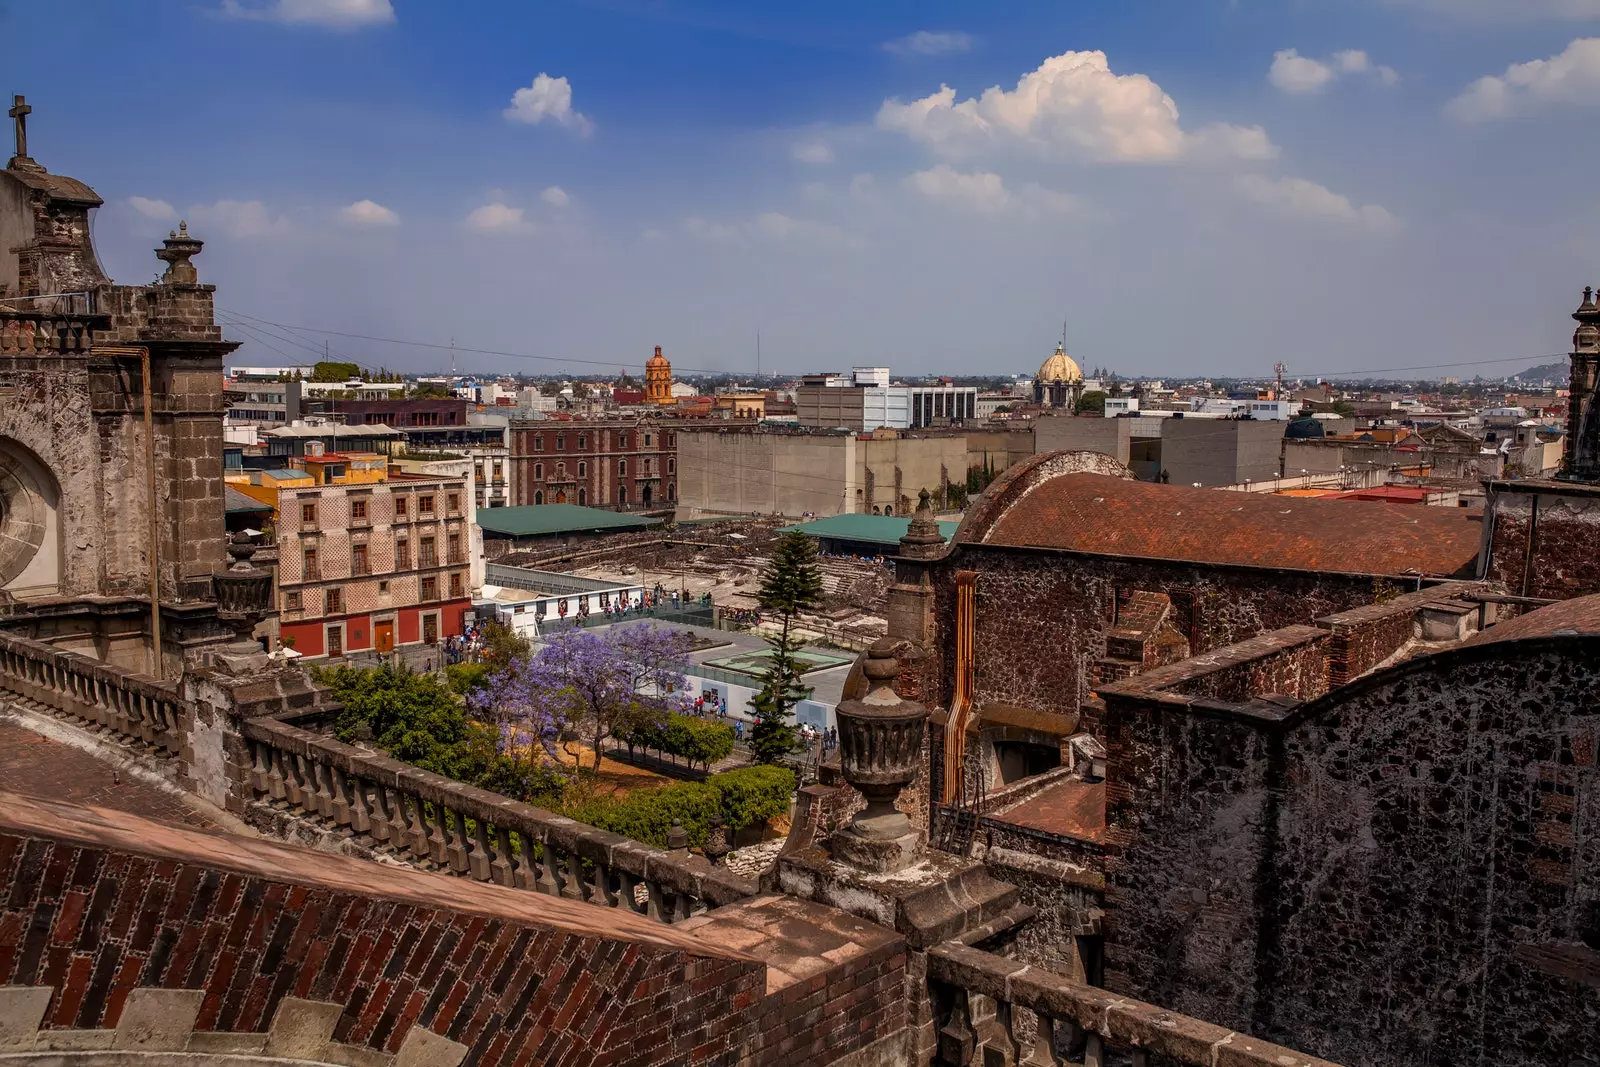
[617, 713, 735, 770]
[565, 764, 795, 849]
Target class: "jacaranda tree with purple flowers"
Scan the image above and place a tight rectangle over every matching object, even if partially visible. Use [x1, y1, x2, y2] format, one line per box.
[477, 622, 694, 773]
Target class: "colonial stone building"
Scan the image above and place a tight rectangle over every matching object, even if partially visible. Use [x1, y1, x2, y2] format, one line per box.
[0, 97, 237, 675]
[508, 416, 679, 508]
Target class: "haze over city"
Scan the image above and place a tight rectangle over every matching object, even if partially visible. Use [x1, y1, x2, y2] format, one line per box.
[8, 0, 1600, 378]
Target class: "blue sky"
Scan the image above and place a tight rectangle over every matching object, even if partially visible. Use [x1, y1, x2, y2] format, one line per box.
[6, 0, 1600, 378]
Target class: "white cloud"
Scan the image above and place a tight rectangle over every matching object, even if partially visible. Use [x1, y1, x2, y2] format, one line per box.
[464, 202, 531, 233]
[127, 196, 177, 221]
[339, 199, 399, 227]
[1236, 175, 1396, 230]
[903, 165, 1083, 216]
[883, 31, 974, 57]
[541, 186, 571, 208]
[218, 0, 393, 29]
[1446, 37, 1600, 121]
[186, 199, 286, 238]
[1269, 48, 1398, 95]
[504, 74, 593, 136]
[792, 141, 835, 164]
[876, 50, 1275, 164]
[905, 165, 1012, 211]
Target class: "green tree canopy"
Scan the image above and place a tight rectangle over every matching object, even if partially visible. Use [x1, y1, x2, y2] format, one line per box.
[1075, 390, 1107, 415]
[309, 360, 362, 382]
[749, 533, 823, 764]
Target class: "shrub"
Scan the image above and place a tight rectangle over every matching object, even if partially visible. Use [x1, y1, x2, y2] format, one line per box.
[712, 765, 795, 830]
[562, 764, 795, 848]
[444, 661, 492, 695]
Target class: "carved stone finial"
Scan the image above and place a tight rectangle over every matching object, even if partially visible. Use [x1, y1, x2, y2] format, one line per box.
[831, 638, 928, 873]
[898, 487, 946, 559]
[156, 221, 204, 286]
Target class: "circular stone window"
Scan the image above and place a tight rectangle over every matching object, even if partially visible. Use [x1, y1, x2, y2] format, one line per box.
[0, 445, 52, 589]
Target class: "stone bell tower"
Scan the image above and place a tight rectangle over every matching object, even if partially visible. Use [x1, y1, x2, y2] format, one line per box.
[1563, 286, 1600, 482]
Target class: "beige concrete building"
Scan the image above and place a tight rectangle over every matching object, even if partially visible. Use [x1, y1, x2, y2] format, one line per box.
[676, 427, 968, 518]
[1033, 415, 1132, 466]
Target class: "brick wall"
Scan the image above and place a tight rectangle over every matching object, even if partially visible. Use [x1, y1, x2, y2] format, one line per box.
[0, 792, 773, 1067]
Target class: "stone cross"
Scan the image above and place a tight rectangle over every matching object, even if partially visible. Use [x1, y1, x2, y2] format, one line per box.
[8, 95, 30, 160]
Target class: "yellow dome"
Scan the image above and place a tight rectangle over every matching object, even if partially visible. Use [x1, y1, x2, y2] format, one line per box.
[646, 345, 670, 370]
[1036, 342, 1083, 384]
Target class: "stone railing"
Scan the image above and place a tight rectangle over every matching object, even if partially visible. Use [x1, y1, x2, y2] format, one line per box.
[928, 942, 1340, 1067]
[0, 631, 183, 755]
[239, 716, 756, 923]
[0, 310, 99, 354]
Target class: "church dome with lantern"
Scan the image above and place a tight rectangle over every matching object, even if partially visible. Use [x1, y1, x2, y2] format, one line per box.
[645, 344, 674, 405]
[1034, 341, 1086, 409]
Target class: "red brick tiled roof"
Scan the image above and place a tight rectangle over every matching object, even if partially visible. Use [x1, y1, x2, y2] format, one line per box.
[970, 473, 1481, 577]
[1464, 593, 1600, 646]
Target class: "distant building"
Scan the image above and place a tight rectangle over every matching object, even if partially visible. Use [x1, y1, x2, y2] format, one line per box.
[273, 456, 480, 660]
[794, 367, 976, 432]
[224, 376, 301, 429]
[508, 417, 682, 509]
[1033, 342, 1085, 409]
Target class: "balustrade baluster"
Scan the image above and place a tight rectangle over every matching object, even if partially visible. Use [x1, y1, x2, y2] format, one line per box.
[425, 803, 450, 865]
[1019, 1012, 1061, 1067]
[311, 761, 335, 818]
[617, 871, 648, 914]
[446, 810, 471, 873]
[404, 795, 431, 859]
[367, 785, 394, 843]
[1130, 1050, 1149, 1067]
[540, 842, 567, 897]
[985, 999, 1021, 1067]
[267, 748, 290, 803]
[249, 741, 271, 795]
[936, 985, 978, 1066]
[329, 765, 354, 828]
[470, 820, 492, 881]
[588, 860, 616, 907]
[348, 773, 372, 833]
[489, 826, 515, 886]
[1082, 1034, 1103, 1067]
[513, 833, 536, 890]
[283, 754, 308, 808]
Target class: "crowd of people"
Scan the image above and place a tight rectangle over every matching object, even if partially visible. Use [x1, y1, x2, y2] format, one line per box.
[721, 607, 762, 627]
[442, 625, 487, 665]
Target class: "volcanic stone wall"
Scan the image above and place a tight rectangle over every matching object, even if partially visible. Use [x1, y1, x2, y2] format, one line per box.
[1100, 637, 1600, 1067]
[1484, 483, 1600, 600]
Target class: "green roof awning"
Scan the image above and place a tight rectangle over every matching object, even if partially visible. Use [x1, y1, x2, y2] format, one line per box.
[779, 513, 959, 549]
[477, 503, 665, 538]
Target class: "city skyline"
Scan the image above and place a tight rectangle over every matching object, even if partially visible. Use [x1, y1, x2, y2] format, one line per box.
[7, 0, 1599, 377]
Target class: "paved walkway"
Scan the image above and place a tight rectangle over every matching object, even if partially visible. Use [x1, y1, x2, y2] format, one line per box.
[0, 718, 223, 831]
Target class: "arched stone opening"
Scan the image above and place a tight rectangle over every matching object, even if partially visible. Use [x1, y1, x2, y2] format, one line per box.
[0, 437, 61, 598]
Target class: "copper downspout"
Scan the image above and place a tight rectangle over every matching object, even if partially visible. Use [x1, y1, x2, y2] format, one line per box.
[942, 570, 978, 803]
[97, 346, 162, 679]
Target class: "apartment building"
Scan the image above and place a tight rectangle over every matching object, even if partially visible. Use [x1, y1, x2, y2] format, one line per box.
[508, 417, 685, 509]
[273, 457, 483, 659]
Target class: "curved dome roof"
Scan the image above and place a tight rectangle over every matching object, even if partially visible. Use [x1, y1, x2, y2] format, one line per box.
[646, 345, 670, 369]
[1036, 343, 1083, 384]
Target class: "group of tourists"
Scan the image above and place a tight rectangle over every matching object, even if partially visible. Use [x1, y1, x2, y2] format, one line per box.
[721, 607, 762, 627]
[442, 625, 485, 665]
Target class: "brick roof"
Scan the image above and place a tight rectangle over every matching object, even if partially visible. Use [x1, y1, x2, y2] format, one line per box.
[1464, 593, 1600, 647]
[969, 472, 1481, 577]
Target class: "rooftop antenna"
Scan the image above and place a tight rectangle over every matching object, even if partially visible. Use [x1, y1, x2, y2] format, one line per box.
[756, 330, 761, 379]
[1274, 360, 1288, 400]
[1062, 319, 1068, 349]
[450, 336, 457, 378]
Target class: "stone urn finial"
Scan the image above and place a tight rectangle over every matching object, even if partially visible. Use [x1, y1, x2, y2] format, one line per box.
[212, 531, 275, 672]
[832, 638, 928, 872]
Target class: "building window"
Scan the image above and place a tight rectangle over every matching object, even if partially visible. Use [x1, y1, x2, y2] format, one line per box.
[421, 576, 438, 601]
[644, 433, 651, 447]
[449, 573, 464, 598]
[668, 458, 675, 474]
[618, 459, 627, 477]
[325, 588, 343, 614]
[618, 432, 629, 449]
[447, 492, 460, 512]
[447, 531, 462, 563]
[420, 536, 437, 567]
[326, 625, 343, 658]
[413, 411, 440, 427]
[351, 543, 369, 575]
[534, 435, 544, 451]
[535, 462, 544, 480]
[284, 591, 302, 612]
[556, 434, 565, 451]
[395, 495, 407, 518]
[492, 460, 503, 479]
[300, 502, 316, 523]
[351, 498, 368, 523]
[396, 540, 410, 569]
[577, 461, 586, 477]
[577, 434, 586, 449]
[303, 547, 319, 580]
[423, 613, 439, 644]
[378, 580, 389, 594]
[419, 494, 434, 515]
[535, 490, 544, 505]
[578, 488, 587, 506]
[618, 485, 628, 505]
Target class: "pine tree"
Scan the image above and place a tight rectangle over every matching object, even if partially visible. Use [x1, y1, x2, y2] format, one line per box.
[748, 532, 823, 764]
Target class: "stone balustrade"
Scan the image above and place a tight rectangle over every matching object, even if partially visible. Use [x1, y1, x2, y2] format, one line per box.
[0, 630, 183, 755]
[0, 310, 98, 354]
[928, 942, 1339, 1067]
[239, 716, 757, 923]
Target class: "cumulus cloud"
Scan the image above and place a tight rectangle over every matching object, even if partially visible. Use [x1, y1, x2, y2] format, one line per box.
[127, 196, 177, 221]
[1446, 37, 1600, 121]
[464, 202, 531, 233]
[876, 50, 1276, 164]
[218, 0, 394, 29]
[186, 199, 286, 238]
[1269, 48, 1398, 95]
[792, 141, 835, 164]
[904, 165, 1083, 216]
[1236, 175, 1396, 230]
[541, 186, 571, 208]
[339, 199, 399, 226]
[883, 31, 974, 57]
[504, 74, 593, 135]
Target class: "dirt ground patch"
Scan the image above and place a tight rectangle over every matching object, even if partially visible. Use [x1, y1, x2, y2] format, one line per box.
[555, 741, 675, 797]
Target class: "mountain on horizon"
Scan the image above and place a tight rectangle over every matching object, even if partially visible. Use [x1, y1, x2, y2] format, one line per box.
[1514, 361, 1569, 383]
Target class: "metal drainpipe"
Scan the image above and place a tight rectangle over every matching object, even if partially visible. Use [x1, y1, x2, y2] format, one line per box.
[97, 346, 162, 679]
[1520, 493, 1541, 599]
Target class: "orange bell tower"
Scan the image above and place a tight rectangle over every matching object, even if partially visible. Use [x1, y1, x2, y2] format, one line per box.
[645, 345, 673, 405]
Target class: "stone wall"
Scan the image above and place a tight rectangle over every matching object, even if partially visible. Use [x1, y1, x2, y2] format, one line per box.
[1096, 636, 1600, 1067]
[1483, 481, 1600, 600]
